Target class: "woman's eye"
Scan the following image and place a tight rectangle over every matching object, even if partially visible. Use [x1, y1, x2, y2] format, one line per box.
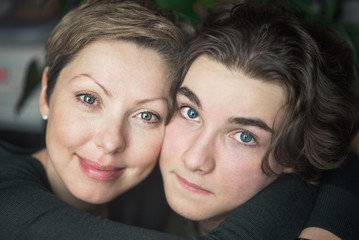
[141, 112, 153, 121]
[233, 131, 257, 146]
[136, 112, 160, 123]
[180, 106, 199, 121]
[79, 94, 98, 105]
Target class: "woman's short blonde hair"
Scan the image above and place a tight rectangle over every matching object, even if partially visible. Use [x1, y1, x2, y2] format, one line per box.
[45, 0, 186, 121]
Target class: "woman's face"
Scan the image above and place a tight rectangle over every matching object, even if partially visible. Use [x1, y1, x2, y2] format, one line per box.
[160, 55, 289, 230]
[40, 40, 169, 205]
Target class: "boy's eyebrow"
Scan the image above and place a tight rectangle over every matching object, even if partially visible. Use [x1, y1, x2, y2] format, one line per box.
[177, 87, 202, 108]
[178, 86, 273, 133]
[229, 117, 273, 133]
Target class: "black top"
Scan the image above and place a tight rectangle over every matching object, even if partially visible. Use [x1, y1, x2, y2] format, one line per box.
[1, 140, 352, 240]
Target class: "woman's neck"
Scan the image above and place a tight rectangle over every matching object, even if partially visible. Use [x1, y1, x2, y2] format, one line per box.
[32, 149, 109, 218]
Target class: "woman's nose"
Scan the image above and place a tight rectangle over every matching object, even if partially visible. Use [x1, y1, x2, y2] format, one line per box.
[94, 117, 126, 154]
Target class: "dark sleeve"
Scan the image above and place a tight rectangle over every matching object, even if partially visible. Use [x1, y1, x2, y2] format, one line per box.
[201, 175, 318, 240]
[0, 142, 191, 240]
[0, 143, 317, 240]
[304, 151, 359, 239]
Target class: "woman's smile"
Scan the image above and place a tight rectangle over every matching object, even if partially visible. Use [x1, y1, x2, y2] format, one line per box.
[78, 156, 125, 181]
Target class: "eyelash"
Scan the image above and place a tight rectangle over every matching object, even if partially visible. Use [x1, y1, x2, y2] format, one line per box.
[74, 92, 164, 128]
[134, 111, 161, 125]
[177, 101, 259, 147]
[76, 92, 162, 124]
[178, 105, 200, 122]
[76, 92, 101, 109]
[230, 130, 258, 147]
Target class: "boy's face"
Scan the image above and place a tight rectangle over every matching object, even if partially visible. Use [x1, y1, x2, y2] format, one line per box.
[160, 55, 290, 231]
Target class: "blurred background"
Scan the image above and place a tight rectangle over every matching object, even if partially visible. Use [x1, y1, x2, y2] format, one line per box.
[0, 0, 359, 149]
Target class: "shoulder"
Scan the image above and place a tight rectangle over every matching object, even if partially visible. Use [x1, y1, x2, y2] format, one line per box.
[0, 141, 54, 239]
[0, 140, 49, 188]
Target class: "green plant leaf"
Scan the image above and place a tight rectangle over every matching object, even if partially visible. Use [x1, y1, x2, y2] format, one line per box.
[15, 60, 42, 113]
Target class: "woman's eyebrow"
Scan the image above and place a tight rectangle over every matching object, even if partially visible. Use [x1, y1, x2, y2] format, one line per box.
[135, 97, 168, 106]
[228, 117, 273, 133]
[177, 86, 202, 108]
[72, 74, 111, 97]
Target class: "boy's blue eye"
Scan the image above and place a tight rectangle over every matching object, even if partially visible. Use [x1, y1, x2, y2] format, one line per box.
[232, 131, 257, 146]
[179, 106, 200, 122]
[187, 108, 198, 119]
[240, 132, 253, 143]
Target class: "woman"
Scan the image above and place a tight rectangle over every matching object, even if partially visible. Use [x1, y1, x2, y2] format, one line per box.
[159, 2, 359, 239]
[0, 0, 188, 238]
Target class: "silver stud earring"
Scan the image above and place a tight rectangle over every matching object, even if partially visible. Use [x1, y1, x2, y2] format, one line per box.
[42, 115, 48, 120]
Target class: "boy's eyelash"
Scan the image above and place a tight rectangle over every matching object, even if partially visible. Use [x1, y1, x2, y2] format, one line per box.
[178, 100, 260, 147]
[178, 105, 196, 117]
[177, 102, 196, 111]
[232, 130, 258, 148]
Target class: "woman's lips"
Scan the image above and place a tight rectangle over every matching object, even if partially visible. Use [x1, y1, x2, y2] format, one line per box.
[78, 157, 124, 181]
[176, 174, 212, 194]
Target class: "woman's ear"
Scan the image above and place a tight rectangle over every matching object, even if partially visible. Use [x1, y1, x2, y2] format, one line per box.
[39, 66, 50, 119]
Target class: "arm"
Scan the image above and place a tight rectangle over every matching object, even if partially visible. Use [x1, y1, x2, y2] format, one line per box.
[0, 160, 188, 240]
[0, 142, 318, 240]
[0, 141, 189, 240]
[299, 151, 359, 240]
[0, 166, 317, 240]
[201, 175, 318, 240]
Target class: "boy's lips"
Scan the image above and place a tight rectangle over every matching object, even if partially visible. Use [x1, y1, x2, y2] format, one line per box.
[78, 156, 124, 181]
[175, 174, 212, 194]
